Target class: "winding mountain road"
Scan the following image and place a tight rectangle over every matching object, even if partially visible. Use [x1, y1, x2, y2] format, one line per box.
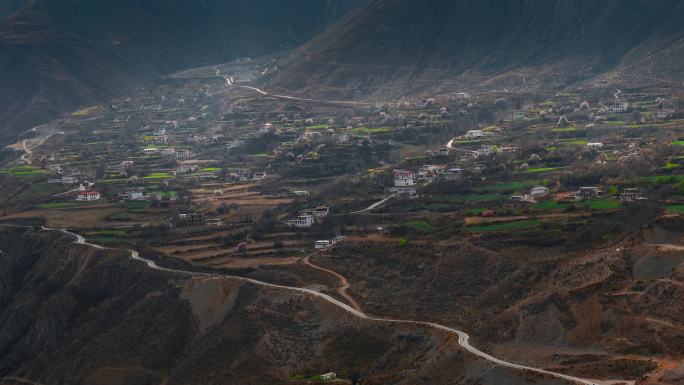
[40, 226, 633, 385]
[302, 254, 362, 312]
[216, 70, 366, 107]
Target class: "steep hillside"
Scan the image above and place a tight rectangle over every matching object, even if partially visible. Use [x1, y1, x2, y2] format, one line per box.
[265, 0, 684, 99]
[0, 227, 570, 385]
[0, 0, 360, 143]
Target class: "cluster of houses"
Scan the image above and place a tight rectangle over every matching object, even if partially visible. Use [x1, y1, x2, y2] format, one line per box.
[510, 185, 647, 204]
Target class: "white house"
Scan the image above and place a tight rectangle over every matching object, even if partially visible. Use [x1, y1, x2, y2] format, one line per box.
[612, 102, 628, 113]
[252, 172, 266, 181]
[127, 191, 145, 201]
[291, 190, 310, 197]
[586, 142, 604, 150]
[61, 176, 77, 184]
[176, 149, 193, 159]
[465, 130, 485, 139]
[287, 214, 314, 228]
[393, 169, 415, 187]
[530, 186, 550, 197]
[142, 148, 159, 155]
[76, 191, 101, 201]
[513, 110, 526, 120]
[314, 240, 333, 250]
[161, 148, 176, 156]
[320, 373, 336, 381]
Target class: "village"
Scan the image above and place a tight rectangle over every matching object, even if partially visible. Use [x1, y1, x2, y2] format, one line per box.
[1, 53, 684, 385]
[0, 57, 683, 280]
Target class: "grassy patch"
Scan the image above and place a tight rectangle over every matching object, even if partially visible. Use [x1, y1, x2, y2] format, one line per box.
[478, 180, 539, 192]
[580, 199, 621, 210]
[444, 193, 502, 202]
[559, 139, 589, 146]
[532, 200, 570, 210]
[143, 172, 174, 180]
[306, 124, 328, 130]
[404, 221, 436, 233]
[37, 201, 102, 209]
[663, 204, 684, 213]
[1, 165, 48, 178]
[14, 183, 65, 200]
[467, 220, 542, 233]
[352, 127, 392, 134]
[520, 167, 563, 174]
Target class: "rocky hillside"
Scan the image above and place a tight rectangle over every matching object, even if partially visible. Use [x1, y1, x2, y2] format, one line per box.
[0, 227, 570, 385]
[0, 0, 360, 144]
[265, 0, 684, 99]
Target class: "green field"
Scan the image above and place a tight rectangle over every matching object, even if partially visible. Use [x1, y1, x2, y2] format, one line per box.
[13, 183, 65, 200]
[559, 139, 589, 146]
[532, 200, 570, 210]
[664, 205, 684, 213]
[520, 167, 563, 174]
[580, 199, 621, 210]
[37, 201, 104, 209]
[352, 127, 392, 134]
[467, 220, 542, 233]
[1, 165, 48, 178]
[478, 180, 539, 192]
[143, 172, 174, 179]
[443, 193, 502, 202]
[404, 221, 436, 233]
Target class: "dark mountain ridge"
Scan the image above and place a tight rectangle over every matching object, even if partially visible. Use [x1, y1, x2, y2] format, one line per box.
[0, 0, 360, 143]
[265, 0, 684, 99]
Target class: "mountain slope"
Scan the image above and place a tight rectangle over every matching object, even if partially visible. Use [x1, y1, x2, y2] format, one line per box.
[265, 0, 684, 99]
[0, 0, 360, 144]
[0, 227, 570, 385]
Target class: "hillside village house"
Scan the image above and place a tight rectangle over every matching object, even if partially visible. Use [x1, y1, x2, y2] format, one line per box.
[388, 169, 417, 196]
[513, 110, 526, 120]
[443, 167, 464, 181]
[126, 191, 145, 201]
[465, 130, 485, 139]
[76, 191, 101, 201]
[437, 148, 450, 157]
[161, 148, 176, 156]
[587, 142, 604, 150]
[252, 172, 266, 181]
[612, 102, 628, 113]
[287, 214, 315, 228]
[530, 186, 550, 197]
[142, 148, 160, 155]
[575, 187, 602, 201]
[176, 149, 193, 159]
[620, 188, 647, 202]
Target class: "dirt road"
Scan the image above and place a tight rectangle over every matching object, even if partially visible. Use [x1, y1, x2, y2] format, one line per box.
[41, 226, 634, 385]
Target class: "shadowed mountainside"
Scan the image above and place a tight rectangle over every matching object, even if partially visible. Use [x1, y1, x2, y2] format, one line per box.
[265, 0, 684, 99]
[0, 0, 360, 144]
[0, 227, 574, 385]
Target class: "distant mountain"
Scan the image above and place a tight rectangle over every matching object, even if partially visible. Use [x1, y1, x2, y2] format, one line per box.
[0, 0, 32, 19]
[265, 0, 684, 99]
[0, 0, 360, 143]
